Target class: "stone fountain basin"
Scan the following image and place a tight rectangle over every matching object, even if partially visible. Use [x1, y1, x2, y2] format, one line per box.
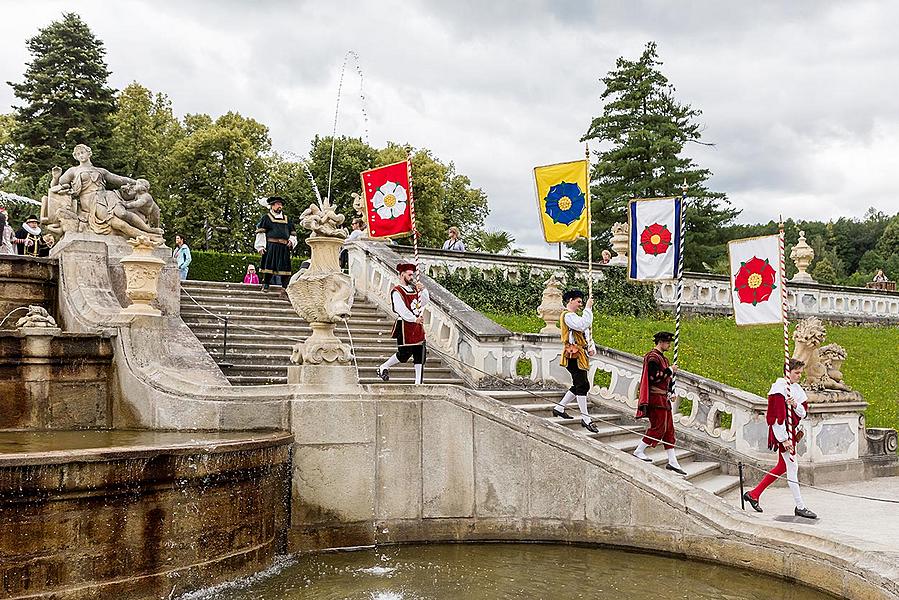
[0, 429, 293, 600]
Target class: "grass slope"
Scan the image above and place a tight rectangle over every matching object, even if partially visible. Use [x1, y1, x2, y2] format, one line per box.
[486, 312, 899, 430]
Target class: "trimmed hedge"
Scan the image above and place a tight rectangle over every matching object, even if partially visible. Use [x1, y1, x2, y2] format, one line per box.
[187, 250, 308, 282]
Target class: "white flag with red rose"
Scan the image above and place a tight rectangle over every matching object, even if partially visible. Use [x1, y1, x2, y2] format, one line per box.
[728, 234, 783, 325]
[628, 196, 682, 281]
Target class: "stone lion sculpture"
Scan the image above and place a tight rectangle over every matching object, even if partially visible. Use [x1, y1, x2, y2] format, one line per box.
[792, 317, 851, 391]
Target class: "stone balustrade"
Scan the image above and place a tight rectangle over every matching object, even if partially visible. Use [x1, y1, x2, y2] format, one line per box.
[348, 240, 894, 475]
[397, 245, 899, 325]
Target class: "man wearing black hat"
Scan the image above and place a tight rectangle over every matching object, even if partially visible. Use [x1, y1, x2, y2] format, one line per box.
[254, 197, 297, 292]
[633, 331, 686, 475]
[15, 215, 50, 257]
[555, 289, 599, 433]
[377, 262, 429, 385]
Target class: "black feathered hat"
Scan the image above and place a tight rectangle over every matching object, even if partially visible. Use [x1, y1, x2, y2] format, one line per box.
[266, 196, 285, 206]
[25, 215, 39, 224]
[562, 289, 586, 304]
[653, 331, 675, 343]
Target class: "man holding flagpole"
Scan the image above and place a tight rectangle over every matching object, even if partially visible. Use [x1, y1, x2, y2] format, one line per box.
[377, 263, 429, 385]
[554, 289, 599, 433]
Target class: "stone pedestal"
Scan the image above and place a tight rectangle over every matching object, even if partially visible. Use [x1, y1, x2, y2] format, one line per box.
[288, 364, 359, 387]
[120, 241, 166, 317]
[609, 222, 628, 266]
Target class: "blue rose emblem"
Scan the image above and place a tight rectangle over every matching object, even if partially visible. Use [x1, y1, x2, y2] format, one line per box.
[544, 181, 585, 225]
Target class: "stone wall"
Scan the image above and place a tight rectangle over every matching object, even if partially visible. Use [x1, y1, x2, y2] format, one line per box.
[0, 431, 292, 600]
[0, 331, 115, 430]
[0, 256, 57, 328]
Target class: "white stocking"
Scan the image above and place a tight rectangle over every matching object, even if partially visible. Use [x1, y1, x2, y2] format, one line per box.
[784, 452, 805, 509]
[559, 391, 576, 407]
[666, 448, 682, 469]
[576, 395, 590, 424]
[633, 441, 649, 459]
[414, 363, 423, 385]
[379, 354, 400, 371]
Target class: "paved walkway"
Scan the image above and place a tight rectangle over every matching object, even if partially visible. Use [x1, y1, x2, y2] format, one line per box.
[724, 476, 899, 555]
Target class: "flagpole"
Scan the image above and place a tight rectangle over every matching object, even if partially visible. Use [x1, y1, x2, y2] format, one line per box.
[585, 143, 592, 299]
[778, 218, 795, 454]
[671, 179, 687, 402]
[407, 152, 421, 294]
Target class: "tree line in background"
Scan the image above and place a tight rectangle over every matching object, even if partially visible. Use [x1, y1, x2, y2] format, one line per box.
[0, 15, 896, 285]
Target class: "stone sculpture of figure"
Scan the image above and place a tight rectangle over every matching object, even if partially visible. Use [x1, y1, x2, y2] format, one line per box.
[120, 178, 161, 229]
[792, 317, 828, 390]
[818, 343, 851, 391]
[50, 144, 163, 242]
[15, 305, 57, 329]
[299, 197, 347, 239]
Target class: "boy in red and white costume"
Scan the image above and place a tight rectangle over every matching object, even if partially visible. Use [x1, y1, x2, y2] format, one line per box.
[743, 358, 817, 519]
[376, 263, 429, 385]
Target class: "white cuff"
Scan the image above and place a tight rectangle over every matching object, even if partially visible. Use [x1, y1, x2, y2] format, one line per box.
[288, 235, 298, 248]
[254, 232, 266, 252]
[772, 422, 789, 443]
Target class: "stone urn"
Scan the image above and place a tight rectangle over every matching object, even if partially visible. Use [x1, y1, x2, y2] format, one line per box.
[790, 230, 815, 283]
[536, 274, 564, 335]
[120, 236, 166, 317]
[609, 222, 629, 266]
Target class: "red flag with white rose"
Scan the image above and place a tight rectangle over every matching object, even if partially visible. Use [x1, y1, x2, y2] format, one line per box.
[728, 234, 783, 325]
[360, 161, 413, 239]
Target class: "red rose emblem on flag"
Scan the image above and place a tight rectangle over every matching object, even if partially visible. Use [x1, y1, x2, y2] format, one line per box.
[734, 256, 777, 305]
[640, 223, 672, 255]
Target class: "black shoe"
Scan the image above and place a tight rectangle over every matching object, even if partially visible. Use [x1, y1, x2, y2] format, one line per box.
[261, 285, 269, 293]
[582, 421, 599, 433]
[376, 367, 389, 382]
[552, 407, 573, 420]
[665, 464, 687, 476]
[743, 491, 763, 513]
[794, 507, 817, 519]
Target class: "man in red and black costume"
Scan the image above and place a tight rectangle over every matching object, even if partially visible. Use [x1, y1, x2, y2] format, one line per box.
[376, 263, 429, 385]
[633, 331, 686, 475]
[743, 358, 817, 519]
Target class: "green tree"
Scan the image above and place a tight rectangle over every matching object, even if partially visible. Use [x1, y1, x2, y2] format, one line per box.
[305, 135, 379, 218]
[580, 41, 738, 270]
[8, 13, 117, 193]
[0, 114, 16, 186]
[811, 256, 838, 285]
[163, 112, 271, 251]
[108, 83, 184, 184]
[470, 230, 523, 255]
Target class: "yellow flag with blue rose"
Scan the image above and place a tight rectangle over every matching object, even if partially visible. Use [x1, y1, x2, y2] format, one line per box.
[534, 160, 590, 243]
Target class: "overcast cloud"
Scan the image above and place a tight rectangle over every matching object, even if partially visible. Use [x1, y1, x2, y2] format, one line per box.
[2, 0, 898, 255]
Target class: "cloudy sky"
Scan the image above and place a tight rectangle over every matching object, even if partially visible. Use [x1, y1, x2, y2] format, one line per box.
[2, 0, 898, 255]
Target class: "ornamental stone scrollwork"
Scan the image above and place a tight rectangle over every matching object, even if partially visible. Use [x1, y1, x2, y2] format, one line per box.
[120, 235, 166, 317]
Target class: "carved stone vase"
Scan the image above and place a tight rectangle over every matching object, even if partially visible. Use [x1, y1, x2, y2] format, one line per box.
[790, 230, 816, 283]
[120, 236, 166, 317]
[609, 222, 629, 266]
[536, 274, 564, 335]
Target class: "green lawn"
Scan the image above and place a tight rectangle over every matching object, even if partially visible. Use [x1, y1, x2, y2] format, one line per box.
[487, 312, 899, 430]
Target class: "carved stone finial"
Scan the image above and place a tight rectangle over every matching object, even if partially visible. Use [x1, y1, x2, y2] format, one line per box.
[536, 274, 564, 335]
[790, 230, 815, 283]
[609, 222, 629, 266]
[15, 305, 57, 329]
[299, 197, 348, 239]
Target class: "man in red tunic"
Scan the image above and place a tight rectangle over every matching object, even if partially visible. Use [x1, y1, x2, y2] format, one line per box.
[376, 262, 429, 384]
[743, 358, 817, 519]
[633, 331, 686, 475]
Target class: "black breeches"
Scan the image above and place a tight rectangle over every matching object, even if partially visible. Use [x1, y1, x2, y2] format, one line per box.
[566, 358, 590, 395]
[397, 344, 425, 364]
[262, 273, 288, 289]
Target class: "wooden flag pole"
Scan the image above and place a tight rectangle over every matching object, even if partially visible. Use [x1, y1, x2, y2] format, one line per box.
[407, 153, 421, 295]
[585, 143, 592, 299]
[671, 179, 688, 400]
[779, 218, 796, 454]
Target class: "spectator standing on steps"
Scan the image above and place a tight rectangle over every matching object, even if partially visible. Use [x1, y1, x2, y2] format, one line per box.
[173, 234, 192, 280]
[553, 289, 598, 433]
[442, 226, 466, 252]
[340, 218, 365, 271]
[243, 264, 259, 284]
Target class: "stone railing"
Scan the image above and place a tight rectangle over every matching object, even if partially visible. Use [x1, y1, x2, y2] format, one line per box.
[397, 245, 899, 325]
[347, 241, 890, 473]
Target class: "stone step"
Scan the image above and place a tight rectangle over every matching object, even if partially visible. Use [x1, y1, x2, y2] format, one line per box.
[221, 362, 457, 377]
[195, 342, 419, 355]
[691, 473, 742, 496]
[180, 292, 380, 311]
[180, 304, 386, 318]
[225, 374, 464, 386]
[510, 404, 622, 422]
[182, 312, 392, 328]
[184, 321, 394, 337]
[209, 352, 448, 367]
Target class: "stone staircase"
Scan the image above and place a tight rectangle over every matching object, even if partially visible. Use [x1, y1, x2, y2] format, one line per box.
[180, 280, 465, 386]
[180, 280, 740, 496]
[487, 390, 741, 496]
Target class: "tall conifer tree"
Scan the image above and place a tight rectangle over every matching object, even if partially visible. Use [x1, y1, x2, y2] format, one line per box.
[581, 42, 739, 270]
[8, 13, 117, 191]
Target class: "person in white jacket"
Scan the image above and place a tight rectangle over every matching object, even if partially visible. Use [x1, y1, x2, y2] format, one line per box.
[743, 358, 817, 519]
[554, 289, 598, 433]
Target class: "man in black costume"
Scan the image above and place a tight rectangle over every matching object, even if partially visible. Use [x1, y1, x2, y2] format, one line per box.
[254, 196, 297, 292]
[15, 215, 51, 257]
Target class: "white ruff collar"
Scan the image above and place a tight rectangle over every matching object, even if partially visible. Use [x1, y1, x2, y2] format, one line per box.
[23, 223, 41, 235]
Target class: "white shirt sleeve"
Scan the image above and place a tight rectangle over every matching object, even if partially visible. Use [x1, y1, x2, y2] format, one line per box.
[392, 290, 418, 322]
[793, 401, 806, 419]
[288, 234, 298, 248]
[442, 240, 451, 250]
[254, 232, 266, 252]
[772, 422, 789, 443]
[563, 308, 593, 332]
